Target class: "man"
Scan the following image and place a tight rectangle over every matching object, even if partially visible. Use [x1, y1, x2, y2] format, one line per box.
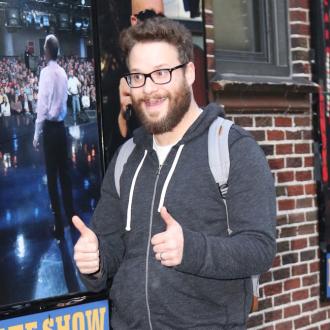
[68, 69, 81, 123]
[118, 0, 164, 138]
[33, 35, 74, 240]
[73, 17, 276, 329]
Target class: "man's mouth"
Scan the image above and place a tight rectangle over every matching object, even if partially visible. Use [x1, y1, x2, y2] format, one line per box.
[144, 97, 167, 107]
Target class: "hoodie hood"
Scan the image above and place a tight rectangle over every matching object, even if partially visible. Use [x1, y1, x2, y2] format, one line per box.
[132, 103, 224, 150]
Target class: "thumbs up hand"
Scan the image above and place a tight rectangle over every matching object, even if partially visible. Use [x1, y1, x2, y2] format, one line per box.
[73, 216, 100, 274]
[151, 207, 184, 267]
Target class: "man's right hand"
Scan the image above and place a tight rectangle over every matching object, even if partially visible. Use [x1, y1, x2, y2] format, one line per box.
[73, 215, 100, 274]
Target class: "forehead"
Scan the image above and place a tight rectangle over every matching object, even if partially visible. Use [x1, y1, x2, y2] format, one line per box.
[129, 41, 179, 71]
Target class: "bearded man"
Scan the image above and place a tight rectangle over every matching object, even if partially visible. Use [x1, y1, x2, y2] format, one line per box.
[73, 17, 276, 329]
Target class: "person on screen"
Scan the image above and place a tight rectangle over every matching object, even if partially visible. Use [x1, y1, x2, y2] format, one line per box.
[72, 17, 276, 328]
[68, 69, 82, 124]
[33, 34, 74, 241]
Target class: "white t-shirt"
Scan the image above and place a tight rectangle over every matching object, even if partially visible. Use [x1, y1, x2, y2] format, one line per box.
[153, 136, 177, 166]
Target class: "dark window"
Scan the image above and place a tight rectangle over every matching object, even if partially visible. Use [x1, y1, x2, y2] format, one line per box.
[213, 0, 290, 78]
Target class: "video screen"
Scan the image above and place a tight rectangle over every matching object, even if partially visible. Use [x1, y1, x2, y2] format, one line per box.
[0, 0, 101, 307]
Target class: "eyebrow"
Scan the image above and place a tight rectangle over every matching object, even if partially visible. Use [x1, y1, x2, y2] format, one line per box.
[129, 64, 172, 73]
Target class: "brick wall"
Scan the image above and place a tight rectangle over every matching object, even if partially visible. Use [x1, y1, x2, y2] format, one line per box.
[204, 0, 330, 328]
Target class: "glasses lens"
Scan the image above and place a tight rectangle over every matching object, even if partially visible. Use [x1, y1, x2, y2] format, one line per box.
[151, 69, 171, 84]
[127, 73, 145, 87]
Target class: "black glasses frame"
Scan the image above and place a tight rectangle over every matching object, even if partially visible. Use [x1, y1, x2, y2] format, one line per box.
[123, 63, 187, 88]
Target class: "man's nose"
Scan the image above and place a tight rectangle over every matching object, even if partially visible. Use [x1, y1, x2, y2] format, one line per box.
[143, 76, 158, 94]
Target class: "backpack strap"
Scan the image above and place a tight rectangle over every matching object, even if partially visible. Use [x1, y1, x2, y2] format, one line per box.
[208, 117, 233, 199]
[114, 138, 136, 197]
[208, 116, 260, 312]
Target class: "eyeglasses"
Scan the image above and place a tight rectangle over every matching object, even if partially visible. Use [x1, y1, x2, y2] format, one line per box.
[123, 63, 187, 88]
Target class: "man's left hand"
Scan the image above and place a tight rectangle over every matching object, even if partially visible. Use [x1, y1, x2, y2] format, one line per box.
[151, 207, 184, 267]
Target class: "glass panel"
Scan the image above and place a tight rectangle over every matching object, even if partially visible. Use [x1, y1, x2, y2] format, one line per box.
[0, 0, 102, 307]
[213, 0, 262, 52]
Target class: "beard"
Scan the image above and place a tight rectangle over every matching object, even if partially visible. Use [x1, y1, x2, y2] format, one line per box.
[131, 80, 192, 135]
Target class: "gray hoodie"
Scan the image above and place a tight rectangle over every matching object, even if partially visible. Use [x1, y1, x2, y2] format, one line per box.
[81, 104, 276, 329]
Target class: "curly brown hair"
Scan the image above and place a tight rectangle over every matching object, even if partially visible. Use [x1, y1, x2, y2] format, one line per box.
[120, 16, 193, 66]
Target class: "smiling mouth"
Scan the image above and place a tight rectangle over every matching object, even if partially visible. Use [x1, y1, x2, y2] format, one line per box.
[144, 97, 167, 108]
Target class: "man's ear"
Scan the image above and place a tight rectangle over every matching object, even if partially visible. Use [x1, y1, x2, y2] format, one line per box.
[130, 15, 138, 26]
[185, 62, 195, 87]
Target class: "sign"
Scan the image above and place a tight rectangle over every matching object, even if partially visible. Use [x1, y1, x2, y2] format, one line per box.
[0, 300, 109, 330]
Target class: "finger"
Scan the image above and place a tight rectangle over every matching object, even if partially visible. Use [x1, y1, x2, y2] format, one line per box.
[75, 260, 99, 270]
[78, 265, 100, 274]
[74, 241, 98, 253]
[151, 232, 167, 246]
[153, 242, 175, 254]
[72, 215, 91, 236]
[74, 251, 99, 262]
[160, 207, 176, 228]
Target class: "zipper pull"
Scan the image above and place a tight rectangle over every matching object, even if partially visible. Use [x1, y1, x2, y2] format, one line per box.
[157, 165, 162, 175]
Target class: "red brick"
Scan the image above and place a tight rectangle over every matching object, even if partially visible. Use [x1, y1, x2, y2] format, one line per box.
[258, 297, 272, 310]
[234, 116, 253, 127]
[282, 253, 299, 265]
[268, 130, 285, 140]
[278, 199, 295, 211]
[269, 158, 285, 170]
[290, 0, 309, 9]
[256, 117, 273, 127]
[301, 249, 316, 261]
[281, 226, 297, 237]
[304, 156, 314, 167]
[288, 212, 305, 223]
[276, 321, 293, 330]
[276, 144, 293, 155]
[260, 271, 272, 284]
[302, 300, 318, 313]
[302, 130, 312, 139]
[311, 310, 327, 323]
[285, 278, 301, 291]
[250, 130, 265, 141]
[284, 304, 301, 318]
[294, 117, 310, 126]
[274, 293, 291, 306]
[305, 183, 317, 195]
[294, 315, 310, 328]
[290, 10, 308, 22]
[264, 283, 282, 296]
[291, 24, 310, 36]
[286, 130, 302, 139]
[298, 224, 315, 235]
[295, 143, 310, 154]
[275, 117, 292, 127]
[287, 185, 304, 196]
[292, 289, 309, 301]
[278, 171, 294, 183]
[306, 210, 318, 221]
[296, 170, 312, 181]
[273, 268, 290, 281]
[292, 264, 308, 276]
[265, 309, 283, 323]
[292, 49, 310, 61]
[310, 261, 320, 273]
[293, 62, 311, 74]
[286, 157, 302, 168]
[277, 241, 290, 253]
[309, 236, 318, 247]
[296, 197, 313, 208]
[291, 238, 308, 250]
[303, 274, 318, 286]
[311, 286, 319, 297]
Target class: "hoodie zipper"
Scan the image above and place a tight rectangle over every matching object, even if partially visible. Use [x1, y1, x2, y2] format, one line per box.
[145, 163, 162, 330]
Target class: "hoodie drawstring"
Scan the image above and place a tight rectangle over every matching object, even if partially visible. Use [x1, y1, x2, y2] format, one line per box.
[157, 144, 185, 212]
[126, 150, 148, 231]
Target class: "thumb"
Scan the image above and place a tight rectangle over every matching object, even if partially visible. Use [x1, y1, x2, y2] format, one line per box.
[72, 215, 93, 237]
[160, 207, 176, 228]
